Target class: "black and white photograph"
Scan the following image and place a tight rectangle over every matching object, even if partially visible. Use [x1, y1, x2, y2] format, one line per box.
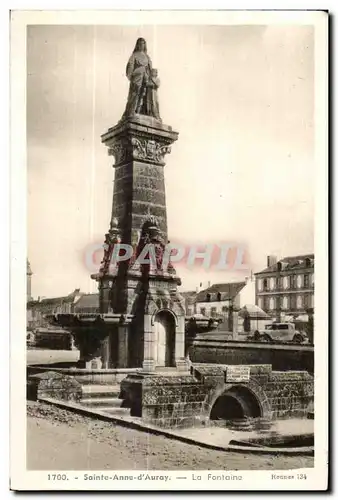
[10, 9, 328, 491]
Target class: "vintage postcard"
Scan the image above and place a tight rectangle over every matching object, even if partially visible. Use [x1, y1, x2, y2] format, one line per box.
[10, 9, 328, 491]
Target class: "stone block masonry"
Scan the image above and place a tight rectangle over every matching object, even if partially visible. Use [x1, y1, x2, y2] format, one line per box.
[120, 364, 314, 428]
[189, 340, 314, 374]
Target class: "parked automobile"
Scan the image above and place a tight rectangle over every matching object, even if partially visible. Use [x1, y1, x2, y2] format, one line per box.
[26, 327, 73, 350]
[26, 330, 36, 348]
[248, 322, 309, 344]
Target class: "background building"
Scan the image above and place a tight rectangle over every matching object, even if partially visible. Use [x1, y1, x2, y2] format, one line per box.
[180, 291, 198, 316]
[27, 289, 83, 329]
[255, 254, 315, 323]
[194, 281, 246, 319]
[73, 293, 99, 314]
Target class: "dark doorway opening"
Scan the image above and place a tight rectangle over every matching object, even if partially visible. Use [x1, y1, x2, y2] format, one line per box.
[210, 387, 262, 420]
[154, 310, 176, 367]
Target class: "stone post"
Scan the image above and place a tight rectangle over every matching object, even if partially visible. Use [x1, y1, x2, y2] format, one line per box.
[142, 313, 155, 371]
[117, 325, 129, 368]
[101, 334, 111, 369]
[175, 315, 188, 371]
[232, 306, 240, 340]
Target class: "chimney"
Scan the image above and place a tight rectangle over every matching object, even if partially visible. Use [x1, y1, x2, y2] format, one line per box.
[208, 281, 211, 288]
[267, 255, 277, 267]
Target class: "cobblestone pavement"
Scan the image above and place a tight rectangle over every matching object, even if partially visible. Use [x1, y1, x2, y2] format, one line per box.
[27, 402, 314, 471]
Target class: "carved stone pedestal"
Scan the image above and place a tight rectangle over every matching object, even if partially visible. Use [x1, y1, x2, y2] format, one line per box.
[96, 114, 186, 371]
[102, 114, 178, 245]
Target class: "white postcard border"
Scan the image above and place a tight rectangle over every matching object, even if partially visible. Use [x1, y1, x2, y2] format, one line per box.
[9, 9, 328, 491]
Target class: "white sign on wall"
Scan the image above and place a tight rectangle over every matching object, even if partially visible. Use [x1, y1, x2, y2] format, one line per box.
[226, 365, 251, 383]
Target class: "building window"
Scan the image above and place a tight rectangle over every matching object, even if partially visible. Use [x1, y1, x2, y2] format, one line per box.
[269, 277, 275, 290]
[263, 279, 269, 291]
[200, 307, 206, 316]
[258, 298, 263, 309]
[283, 276, 289, 289]
[269, 297, 275, 310]
[303, 295, 309, 309]
[304, 274, 310, 288]
[221, 306, 227, 313]
[297, 296, 303, 309]
[282, 296, 289, 310]
[310, 294, 314, 308]
[263, 297, 269, 311]
[206, 293, 211, 302]
[289, 295, 296, 310]
[290, 275, 297, 289]
[257, 279, 262, 292]
[210, 307, 217, 318]
[297, 275, 303, 289]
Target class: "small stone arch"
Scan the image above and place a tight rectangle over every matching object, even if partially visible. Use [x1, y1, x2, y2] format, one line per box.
[207, 381, 271, 420]
[152, 309, 177, 367]
[151, 308, 178, 327]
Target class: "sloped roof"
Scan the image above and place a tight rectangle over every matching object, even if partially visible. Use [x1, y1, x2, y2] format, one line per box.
[74, 293, 99, 310]
[255, 254, 314, 275]
[195, 281, 246, 303]
[180, 291, 198, 305]
[239, 304, 271, 319]
[28, 289, 82, 306]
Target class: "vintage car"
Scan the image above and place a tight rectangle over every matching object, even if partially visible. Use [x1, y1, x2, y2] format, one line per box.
[248, 322, 309, 344]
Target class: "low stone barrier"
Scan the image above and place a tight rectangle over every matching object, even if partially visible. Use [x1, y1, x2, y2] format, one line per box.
[189, 340, 314, 374]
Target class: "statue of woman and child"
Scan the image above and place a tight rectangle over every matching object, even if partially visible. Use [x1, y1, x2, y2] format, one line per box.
[122, 38, 161, 121]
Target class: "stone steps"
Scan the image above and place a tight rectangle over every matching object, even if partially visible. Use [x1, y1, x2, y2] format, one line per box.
[81, 384, 121, 399]
[79, 382, 131, 417]
[80, 397, 124, 407]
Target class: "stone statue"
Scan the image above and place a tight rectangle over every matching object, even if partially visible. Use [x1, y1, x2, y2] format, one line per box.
[99, 218, 121, 275]
[144, 68, 161, 120]
[122, 38, 161, 120]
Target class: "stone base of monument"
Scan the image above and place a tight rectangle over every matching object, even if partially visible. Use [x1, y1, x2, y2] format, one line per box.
[27, 363, 314, 432]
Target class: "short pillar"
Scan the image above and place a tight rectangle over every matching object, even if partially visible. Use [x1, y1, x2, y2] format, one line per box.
[117, 325, 129, 368]
[175, 315, 189, 371]
[101, 334, 111, 369]
[142, 314, 155, 371]
[232, 308, 240, 340]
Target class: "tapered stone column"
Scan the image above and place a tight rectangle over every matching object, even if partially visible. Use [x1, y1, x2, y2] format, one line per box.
[100, 114, 186, 371]
[102, 115, 178, 246]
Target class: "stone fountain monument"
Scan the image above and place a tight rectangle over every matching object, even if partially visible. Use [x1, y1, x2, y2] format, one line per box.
[45, 38, 314, 428]
[55, 37, 187, 373]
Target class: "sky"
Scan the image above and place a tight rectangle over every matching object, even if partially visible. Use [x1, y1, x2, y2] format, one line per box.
[27, 24, 314, 298]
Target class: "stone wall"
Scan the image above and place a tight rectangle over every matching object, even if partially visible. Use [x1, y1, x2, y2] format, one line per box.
[120, 364, 314, 428]
[120, 373, 210, 428]
[189, 340, 314, 374]
[27, 371, 82, 401]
